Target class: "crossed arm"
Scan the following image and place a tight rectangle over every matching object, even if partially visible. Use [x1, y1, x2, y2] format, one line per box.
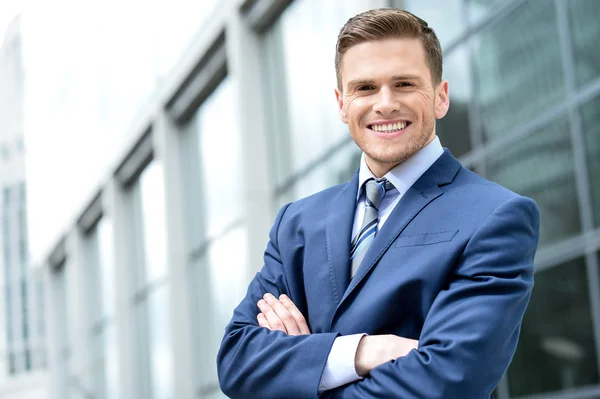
[256, 292, 418, 377]
[217, 196, 540, 398]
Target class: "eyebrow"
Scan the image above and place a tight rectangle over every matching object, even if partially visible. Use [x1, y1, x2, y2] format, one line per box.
[346, 75, 422, 90]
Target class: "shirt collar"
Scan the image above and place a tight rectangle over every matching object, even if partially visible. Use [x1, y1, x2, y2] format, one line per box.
[357, 135, 444, 200]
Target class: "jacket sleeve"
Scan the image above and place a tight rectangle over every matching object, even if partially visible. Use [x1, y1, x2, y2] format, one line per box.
[328, 195, 540, 399]
[217, 203, 339, 399]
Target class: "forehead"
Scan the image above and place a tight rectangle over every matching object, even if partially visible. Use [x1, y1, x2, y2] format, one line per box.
[339, 37, 430, 84]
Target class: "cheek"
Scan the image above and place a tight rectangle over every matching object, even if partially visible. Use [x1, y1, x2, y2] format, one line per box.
[410, 92, 435, 118]
[345, 95, 368, 124]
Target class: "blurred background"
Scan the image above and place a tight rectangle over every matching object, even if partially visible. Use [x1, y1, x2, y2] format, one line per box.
[0, 0, 599, 398]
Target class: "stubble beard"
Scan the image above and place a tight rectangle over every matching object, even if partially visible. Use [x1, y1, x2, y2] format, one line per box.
[359, 116, 436, 167]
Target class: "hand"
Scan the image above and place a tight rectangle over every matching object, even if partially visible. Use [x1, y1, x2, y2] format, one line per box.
[256, 293, 311, 335]
[355, 335, 419, 376]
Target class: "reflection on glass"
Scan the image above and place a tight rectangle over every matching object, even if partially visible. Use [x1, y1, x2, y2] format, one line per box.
[485, 116, 581, 248]
[192, 224, 249, 389]
[473, 1, 564, 143]
[263, 0, 371, 185]
[400, 0, 465, 48]
[139, 162, 168, 282]
[437, 46, 473, 157]
[568, 0, 600, 88]
[193, 78, 243, 238]
[508, 257, 599, 396]
[580, 95, 600, 228]
[466, 0, 501, 24]
[277, 140, 361, 208]
[148, 285, 173, 399]
[207, 225, 249, 333]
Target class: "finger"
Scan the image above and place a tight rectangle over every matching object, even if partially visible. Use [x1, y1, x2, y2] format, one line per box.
[257, 299, 287, 333]
[280, 294, 310, 334]
[257, 313, 271, 330]
[263, 293, 300, 335]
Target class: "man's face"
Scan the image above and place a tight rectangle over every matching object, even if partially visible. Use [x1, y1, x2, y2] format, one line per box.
[335, 37, 449, 177]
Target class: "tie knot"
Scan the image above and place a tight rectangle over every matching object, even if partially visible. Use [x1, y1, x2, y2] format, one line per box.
[364, 178, 394, 210]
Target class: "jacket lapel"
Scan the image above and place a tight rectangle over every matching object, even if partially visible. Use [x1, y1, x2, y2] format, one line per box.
[325, 170, 359, 305]
[335, 150, 462, 311]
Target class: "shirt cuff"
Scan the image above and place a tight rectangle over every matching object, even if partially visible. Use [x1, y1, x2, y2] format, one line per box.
[318, 333, 366, 392]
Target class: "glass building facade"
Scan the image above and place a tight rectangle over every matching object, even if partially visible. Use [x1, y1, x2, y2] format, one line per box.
[34, 0, 600, 398]
[0, 13, 47, 398]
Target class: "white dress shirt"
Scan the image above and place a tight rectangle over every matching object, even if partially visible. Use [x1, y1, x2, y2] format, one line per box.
[318, 136, 444, 392]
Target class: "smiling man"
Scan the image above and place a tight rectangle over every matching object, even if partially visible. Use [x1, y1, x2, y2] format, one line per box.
[217, 8, 539, 399]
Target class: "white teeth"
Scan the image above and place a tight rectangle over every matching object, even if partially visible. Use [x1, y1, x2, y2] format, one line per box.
[371, 122, 408, 132]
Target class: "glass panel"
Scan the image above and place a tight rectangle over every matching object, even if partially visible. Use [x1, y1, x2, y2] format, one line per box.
[400, 0, 466, 48]
[485, 115, 581, 248]
[190, 224, 249, 392]
[263, 0, 373, 186]
[148, 285, 173, 399]
[437, 46, 473, 157]
[568, 0, 600, 88]
[139, 162, 168, 283]
[105, 324, 120, 399]
[276, 140, 361, 210]
[580, 95, 600, 228]
[208, 225, 249, 336]
[466, 0, 499, 22]
[188, 78, 243, 239]
[473, 1, 565, 143]
[97, 217, 115, 316]
[508, 257, 599, 396]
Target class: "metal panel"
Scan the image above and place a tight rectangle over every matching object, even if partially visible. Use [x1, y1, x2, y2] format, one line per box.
[113, 127, 154, 188]
[243, 0, 294, 34]
[48, 238, 67, 272]
[76, 190, 103, 235]
[166, 33, 227, 125]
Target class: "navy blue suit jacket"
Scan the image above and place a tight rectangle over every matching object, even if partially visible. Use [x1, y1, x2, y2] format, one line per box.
[217, 150, 540, 398]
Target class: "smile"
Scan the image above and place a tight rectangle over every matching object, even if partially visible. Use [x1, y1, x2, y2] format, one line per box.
[367, 121, 411, 133]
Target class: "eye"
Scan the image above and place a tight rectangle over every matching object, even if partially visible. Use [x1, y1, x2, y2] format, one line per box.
[396, 82, 413, 88]
[357, 85, 375, 91]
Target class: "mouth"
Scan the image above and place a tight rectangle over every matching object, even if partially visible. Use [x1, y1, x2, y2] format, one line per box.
[367, 121, 412, 133]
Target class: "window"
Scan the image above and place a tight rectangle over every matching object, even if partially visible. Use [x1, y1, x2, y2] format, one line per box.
[472, 1, 564, 144]
[436, 46, 474, 157]
[580, 95, 600, 228]
[276, 140, 361, 209]
[131, 162, 173, 399]
[485, 115, 581, 248]
[138, 162, 168, 284]
[508, 257, 599, 396]
[87, 217, 119, 398]
[181, 78, 243, 242]
[262, 0, 373, 187]
[399, 0, 466, 48]
[568, 0, 600, 88]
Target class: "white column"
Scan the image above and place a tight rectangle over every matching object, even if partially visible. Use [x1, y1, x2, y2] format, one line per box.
[153, 109, 197, 399]
[105, 179, 141, 399]
[64, 228, 93, 399]
[226, 3, 275, 281]
[43, 263, 67, 399]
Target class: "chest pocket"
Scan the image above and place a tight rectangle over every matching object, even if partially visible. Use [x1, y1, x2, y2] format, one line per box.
[395, 230, 459, 247]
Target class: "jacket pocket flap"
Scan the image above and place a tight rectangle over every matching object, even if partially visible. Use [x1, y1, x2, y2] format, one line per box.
[395, 230, 459, 247]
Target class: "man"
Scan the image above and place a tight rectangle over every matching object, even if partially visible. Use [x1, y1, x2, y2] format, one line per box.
[217, 8, 539, 399]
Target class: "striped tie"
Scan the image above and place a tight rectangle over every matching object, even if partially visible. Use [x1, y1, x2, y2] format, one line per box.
[351, 178, 394, 277]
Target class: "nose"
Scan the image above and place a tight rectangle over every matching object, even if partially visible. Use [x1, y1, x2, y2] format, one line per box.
[372, 86, 399, 116]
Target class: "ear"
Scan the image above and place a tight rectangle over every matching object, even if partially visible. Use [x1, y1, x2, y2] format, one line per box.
[434, 80, 450, 119]
[334, 87, 348, 124]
